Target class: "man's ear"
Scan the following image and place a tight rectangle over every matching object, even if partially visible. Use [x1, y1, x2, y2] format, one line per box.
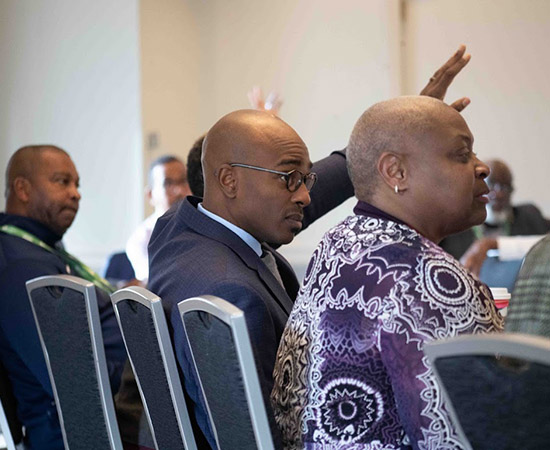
[216, 164, 238, 199]
[12, 177, 32, 203]
[377, 152, 408, 193]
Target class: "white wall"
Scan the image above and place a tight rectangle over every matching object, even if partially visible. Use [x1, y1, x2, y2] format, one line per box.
[140, 0, 203, 216]
[403, 0, 550, 217]
[0, 0, 142, 270]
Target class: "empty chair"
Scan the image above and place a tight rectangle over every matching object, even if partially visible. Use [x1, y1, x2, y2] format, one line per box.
[178, 295, 275, 450]
[26, 275, 122, 450]
[424, 333, 550, 450]
[111, 286, 197, 450]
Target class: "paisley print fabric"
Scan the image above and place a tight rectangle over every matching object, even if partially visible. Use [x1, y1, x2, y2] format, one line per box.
[271, 202, 503, 450]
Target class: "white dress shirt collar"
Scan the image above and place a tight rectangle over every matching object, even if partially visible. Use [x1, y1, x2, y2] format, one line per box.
[198, 203, 262, 257]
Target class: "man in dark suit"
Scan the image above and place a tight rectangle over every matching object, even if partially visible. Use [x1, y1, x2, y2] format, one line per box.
[148, 110, 354, 447]
[440, 158, 550, 274]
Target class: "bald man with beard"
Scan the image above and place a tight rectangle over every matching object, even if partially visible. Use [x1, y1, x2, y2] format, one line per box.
[0, 145, 127, 450]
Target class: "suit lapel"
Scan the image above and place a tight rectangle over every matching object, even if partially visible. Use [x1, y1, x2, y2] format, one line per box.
[183, 198, 294, 314]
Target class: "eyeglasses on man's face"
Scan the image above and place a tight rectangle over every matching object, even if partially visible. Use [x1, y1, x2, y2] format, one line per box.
[162, 177, 187, 190]
[229, 163, 317, 193]
[487, 182, 514, 194]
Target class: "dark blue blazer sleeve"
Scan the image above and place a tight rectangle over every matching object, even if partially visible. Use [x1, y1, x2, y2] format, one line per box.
[301, 150, 354, 232]
[0, 260, 59, 396]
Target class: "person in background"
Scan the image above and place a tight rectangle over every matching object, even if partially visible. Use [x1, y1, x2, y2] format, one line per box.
[125, 155, 191, 282]
[0, 145, 126, 450]
[271, 96, 503, 449]
[440, 158, 550, 274]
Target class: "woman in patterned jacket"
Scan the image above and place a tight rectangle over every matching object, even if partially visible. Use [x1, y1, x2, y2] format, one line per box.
[272, 96, 503, 450]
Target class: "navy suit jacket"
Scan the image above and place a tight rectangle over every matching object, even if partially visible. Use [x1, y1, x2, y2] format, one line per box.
[0, 213, 127, 450]
[147, 151, 354, 448]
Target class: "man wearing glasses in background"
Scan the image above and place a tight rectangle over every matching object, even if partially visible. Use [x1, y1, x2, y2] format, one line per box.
[126, 155, 192, 283]
[441, 158, 550, 275]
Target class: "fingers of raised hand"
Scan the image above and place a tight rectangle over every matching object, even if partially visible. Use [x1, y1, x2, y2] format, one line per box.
[420, 45, 471, 100]
[449, 97, 471, 112]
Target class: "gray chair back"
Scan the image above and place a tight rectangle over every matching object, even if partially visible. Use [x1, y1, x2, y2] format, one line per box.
[178, 295, 274, 450]
[25, 275, 122, 450]
[111, 286, 197, 450]
[425, 333, 550, 450]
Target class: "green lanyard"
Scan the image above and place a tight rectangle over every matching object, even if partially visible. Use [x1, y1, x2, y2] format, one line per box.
[0, 224, 116, 294]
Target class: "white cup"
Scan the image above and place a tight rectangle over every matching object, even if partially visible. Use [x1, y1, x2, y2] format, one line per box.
[490, 287, 511, 317]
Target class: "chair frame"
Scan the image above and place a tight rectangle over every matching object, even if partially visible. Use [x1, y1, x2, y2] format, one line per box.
[26, 274, 122, 450]
[178, 295, 274, 450]
[424, 332, 550, 450]
[111, 286, 197, 450]
[0, 396, 17, 450]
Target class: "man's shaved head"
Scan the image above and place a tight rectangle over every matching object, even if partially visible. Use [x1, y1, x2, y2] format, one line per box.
[201, 109, 312, 245]
[347, 96, 441, 201]
[5, 145, 68, 199]
[202, 110, 298, 176]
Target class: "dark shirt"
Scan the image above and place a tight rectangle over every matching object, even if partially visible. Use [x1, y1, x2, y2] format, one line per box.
[0, 213, 126, 449]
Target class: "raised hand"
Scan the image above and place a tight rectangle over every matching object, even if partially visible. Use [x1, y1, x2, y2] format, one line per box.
[420, 45, 471, 112]
[248, 86, 283, 116]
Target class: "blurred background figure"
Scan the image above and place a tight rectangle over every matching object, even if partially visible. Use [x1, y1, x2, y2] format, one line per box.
[248, 86, 283, 116]
[440, 158, 550, 277]
[186, 135, 206, 198]
[125, 155, 191, 283]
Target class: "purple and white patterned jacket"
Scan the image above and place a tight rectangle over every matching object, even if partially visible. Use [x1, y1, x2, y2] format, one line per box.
[271, 201, 503, 450]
